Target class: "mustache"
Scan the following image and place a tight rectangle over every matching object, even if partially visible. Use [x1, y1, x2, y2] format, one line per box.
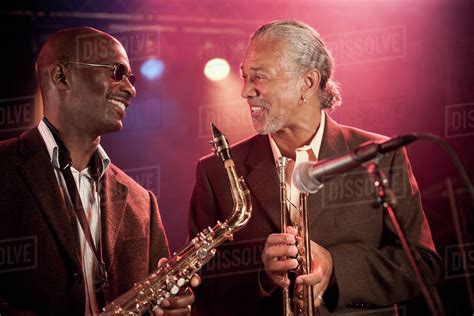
[247, 100, 269, 108]
[109, 93, 133, 104]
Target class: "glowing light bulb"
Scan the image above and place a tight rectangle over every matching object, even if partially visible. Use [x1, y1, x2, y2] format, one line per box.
[140, 58, 165, 80]
[204, 58, 230, 81]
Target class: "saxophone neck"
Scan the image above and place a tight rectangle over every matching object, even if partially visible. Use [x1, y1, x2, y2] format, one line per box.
[224, 162, 252, 230]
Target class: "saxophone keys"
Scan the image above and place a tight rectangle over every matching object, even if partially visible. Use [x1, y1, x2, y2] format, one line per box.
[165, 277, 180, 295]
[156, 297, 164, 305]
[170, 286, 179, 295]
[177, 277, 186, 287]
[197, 248, 208, 258]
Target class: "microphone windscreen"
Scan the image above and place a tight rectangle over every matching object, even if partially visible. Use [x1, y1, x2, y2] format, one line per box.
[292, 162, 324, 193]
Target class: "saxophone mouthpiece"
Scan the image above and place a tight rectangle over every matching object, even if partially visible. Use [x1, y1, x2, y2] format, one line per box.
[210, 122, 221, 137]
[210, 122, 231, 161]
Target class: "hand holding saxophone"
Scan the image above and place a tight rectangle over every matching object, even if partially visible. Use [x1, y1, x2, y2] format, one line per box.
[101, 123, 252, 315]
[152, 257, 201, 316]
[262, 226, 333, 309]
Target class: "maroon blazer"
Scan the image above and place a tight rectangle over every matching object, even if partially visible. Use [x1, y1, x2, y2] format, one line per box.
[0, 128, 169, 315]
[188, 115, 441, 315]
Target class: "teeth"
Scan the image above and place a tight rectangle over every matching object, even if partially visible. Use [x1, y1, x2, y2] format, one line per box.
[108, 99, 126, 111]
[251, 106, 263, 112]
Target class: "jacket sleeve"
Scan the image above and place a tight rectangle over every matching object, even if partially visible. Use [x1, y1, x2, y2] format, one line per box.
[188, 160, 223, 239]
[326, 147, 442, 308]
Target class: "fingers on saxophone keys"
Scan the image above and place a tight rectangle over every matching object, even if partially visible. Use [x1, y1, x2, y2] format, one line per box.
[153, 306, 163, 316]
[189, 274, 201, 287]
[153, 305, 192, 316]
[158, 290, 195, 313]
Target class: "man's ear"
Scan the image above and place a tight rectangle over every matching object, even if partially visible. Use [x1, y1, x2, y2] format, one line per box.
[50, 63, 71, 91]
[300, 68, 321, 100]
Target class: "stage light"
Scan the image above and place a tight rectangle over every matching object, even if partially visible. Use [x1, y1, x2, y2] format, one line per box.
[204, 58, 230, 81]
[140, 58, 165, 80]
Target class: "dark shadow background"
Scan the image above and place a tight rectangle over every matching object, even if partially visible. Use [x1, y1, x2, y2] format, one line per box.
[1, 0, 473, 314]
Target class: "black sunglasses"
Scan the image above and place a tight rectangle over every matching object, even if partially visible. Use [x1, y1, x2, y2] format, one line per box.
[64, 62, 136, 86]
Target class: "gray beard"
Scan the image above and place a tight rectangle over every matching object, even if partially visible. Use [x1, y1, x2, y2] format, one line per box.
[252, 114, 286, 135]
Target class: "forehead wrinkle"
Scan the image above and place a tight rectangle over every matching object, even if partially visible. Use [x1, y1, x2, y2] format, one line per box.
[242, 39, 294, 75]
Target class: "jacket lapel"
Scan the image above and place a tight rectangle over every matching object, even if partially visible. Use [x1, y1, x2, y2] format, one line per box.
[18, 128, 81, 266]
[307, 115, 350, 226]
[244, 135, 282, 230]
[100, 168, 128, 270]
[244, 116, 351, 231]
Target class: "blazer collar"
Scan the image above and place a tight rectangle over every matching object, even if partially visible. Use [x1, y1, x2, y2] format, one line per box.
[306, 115, 350, 226]
[318, 114, 349, 161]
[243, 115, 350, 230]
[17, 128, 130, 270]
[18, 128, 82, 266]
[99, 168, 128, 270]
[245, 134, 282, 230]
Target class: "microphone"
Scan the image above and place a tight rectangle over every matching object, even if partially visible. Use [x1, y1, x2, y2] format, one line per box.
[292, 134, 417, 193]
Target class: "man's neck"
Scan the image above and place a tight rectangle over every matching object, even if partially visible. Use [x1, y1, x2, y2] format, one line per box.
[63, 134, 100, 171]
[271, 110, 321, 160]
[45, 117, 100, 171]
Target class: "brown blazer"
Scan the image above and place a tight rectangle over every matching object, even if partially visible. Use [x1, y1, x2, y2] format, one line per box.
[0, 128, 169, 315]
[188, 115, 441, 315]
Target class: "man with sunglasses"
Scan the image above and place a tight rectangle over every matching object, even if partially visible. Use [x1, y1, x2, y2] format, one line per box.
[0, 27, 196, 315]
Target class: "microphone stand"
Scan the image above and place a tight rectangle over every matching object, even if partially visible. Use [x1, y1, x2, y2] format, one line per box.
[365, 161, 444, 316]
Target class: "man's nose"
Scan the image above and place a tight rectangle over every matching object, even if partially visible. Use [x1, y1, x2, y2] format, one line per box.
[240, 80, 257, 99]
[120, 77, 137, 98]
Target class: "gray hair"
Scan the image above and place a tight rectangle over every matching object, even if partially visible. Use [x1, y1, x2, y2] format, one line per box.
[251, 20, 342, 110]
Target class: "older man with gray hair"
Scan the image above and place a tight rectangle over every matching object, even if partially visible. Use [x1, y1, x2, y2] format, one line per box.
[189, 20, 441, 315]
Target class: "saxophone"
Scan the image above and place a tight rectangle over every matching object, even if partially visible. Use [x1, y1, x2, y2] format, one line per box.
[101, 123, 252, 315]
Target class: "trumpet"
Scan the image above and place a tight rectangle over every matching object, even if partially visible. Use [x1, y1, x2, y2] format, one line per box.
[276, 157, 314, 316]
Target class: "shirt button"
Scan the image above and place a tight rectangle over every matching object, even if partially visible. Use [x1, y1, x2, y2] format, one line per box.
[73, 272, 82, 285]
